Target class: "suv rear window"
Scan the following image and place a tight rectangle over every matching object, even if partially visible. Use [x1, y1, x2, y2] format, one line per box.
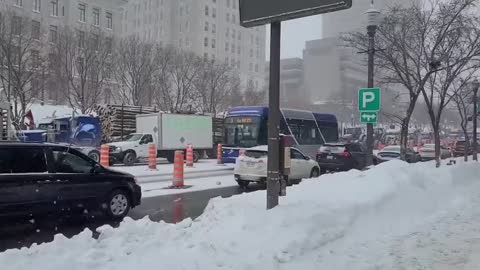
[320, 145, 346, 153]
[0, 147, 47, 174]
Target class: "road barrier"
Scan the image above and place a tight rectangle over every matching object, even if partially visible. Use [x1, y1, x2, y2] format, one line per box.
[100, 145, 109, 167]
[217, 144, 223, 165]
[148, 143, 157, 170]
[186, 144, 194, 167]
[173, 150, 184, 187]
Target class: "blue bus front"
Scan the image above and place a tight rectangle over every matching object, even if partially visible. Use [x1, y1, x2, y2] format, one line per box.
[222, 106, 268, 163]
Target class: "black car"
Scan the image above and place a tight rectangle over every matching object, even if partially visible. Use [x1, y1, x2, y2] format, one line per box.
[316, 142, 376, 173]
[0, 143, 141, 221]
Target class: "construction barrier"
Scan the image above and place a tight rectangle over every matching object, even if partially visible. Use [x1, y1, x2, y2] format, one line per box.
[173, 150, 184, 187]
[172, 195, 184, 223]
[186, 144, 194, 167]
[100, 144, 109, 167]
[217, 144, 223, 165]
[148, 143, 157, 170]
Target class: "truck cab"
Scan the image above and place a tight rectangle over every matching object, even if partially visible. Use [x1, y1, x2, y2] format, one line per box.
[108, 133, 154, 166]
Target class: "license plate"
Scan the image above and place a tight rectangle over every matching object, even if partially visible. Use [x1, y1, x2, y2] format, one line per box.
[327, 155, 334, 160]
[246, 161, 255, 167]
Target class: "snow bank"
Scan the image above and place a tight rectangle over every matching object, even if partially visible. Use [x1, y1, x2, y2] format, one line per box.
[29, 103, 74, 124]
[2, 160, 480, 270]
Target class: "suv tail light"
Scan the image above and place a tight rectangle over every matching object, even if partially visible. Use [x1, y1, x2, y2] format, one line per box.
[341, 151, 351, 158]
[239, 149, 246, 157]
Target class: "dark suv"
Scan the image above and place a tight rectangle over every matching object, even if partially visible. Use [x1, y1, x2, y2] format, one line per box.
[0, 143, 141, 221]
[316, 142, 377, 173]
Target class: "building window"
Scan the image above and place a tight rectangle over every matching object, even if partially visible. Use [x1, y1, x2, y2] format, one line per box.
[233, 0, 236, 9]
[232, 14, 235, 23]
[255, 64, 259, 72]
[212, 38, 216, 48]
[231, 44, 234, 53]
[12, 16, 21, 35]
[106, 12, 113, 29]
[237, 61, 240, 69]
[33, 0, 40, 12]
[77, 30, 85, 47]
[212, 24, 216, 34]
[204, 52, 208, 60]
[212, 0, 216, 2]
[226, 0, 230, 8]
[78, 3, 86, 22]
[225, 27, 229, 37]
[105, 37, 113, 52]
[93, 8, 100, 26]
[225, 42, 228, 52]
[204, 37, 208, 47]
[212, 8, 216, 18]
[31, 50, 39, 67]
[31, 20, 40, 39]
[15, 0, 22, 7]
[204, 5, 208, 16]
[92, 33, 99, 48]
[237, 46, 240, 55]
[249, 63, 252, 71]
[232, 29, 235, 39]
[238, 32, 241, 40]
[49, 25, 57, 43]
[226, 13, 229, 22]
[204, 21, 209, 31]
[50, 0, 58, 16]
[249, 48, 253, 57]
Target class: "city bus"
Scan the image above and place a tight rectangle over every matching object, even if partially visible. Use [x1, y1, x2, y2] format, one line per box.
[222, 106, 338, 163]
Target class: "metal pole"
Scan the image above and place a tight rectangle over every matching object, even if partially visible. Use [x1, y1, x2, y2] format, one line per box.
[266, 21, 281, 210]
[365, 25, 376, 166]
[474, 86, 478, 161]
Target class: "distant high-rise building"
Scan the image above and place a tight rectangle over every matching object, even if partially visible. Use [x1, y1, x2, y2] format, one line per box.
[120, 0, 267, 90]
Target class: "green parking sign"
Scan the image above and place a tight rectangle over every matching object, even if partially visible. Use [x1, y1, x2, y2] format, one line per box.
[358, 88, 381, 111]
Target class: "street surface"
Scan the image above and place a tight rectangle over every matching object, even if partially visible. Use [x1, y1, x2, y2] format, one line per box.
[0, 183, 265, 252]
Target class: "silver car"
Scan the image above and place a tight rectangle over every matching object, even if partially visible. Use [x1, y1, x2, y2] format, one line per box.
[418, 144, 451, 161]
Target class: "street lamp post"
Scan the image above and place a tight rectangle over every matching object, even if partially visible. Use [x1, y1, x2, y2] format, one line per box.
[365, 3, 380, 166]
[473, 78, 479, 161]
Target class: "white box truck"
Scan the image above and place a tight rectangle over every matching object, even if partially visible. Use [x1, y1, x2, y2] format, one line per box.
[108, 113, 213, 165]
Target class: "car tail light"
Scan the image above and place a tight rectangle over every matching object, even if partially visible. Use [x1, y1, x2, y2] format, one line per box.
[341, 151, 351, 158]
[239, 149, 246, 157]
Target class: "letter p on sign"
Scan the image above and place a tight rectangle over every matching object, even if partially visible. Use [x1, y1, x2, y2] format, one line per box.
[358, 88, 380, 111]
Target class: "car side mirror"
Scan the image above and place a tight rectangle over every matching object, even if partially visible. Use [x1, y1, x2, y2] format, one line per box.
[305, 156, 311, 160]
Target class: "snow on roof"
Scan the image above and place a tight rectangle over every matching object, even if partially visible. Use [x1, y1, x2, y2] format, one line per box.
[28, 103, 74, 124]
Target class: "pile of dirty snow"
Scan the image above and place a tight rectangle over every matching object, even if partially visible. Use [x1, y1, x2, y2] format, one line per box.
[1, 160, 480, 270]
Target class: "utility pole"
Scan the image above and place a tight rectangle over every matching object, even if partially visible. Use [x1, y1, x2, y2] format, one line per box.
[473, 78, 479, 161]
[266, 21, 281, 209]
[365, 4, 380, 166]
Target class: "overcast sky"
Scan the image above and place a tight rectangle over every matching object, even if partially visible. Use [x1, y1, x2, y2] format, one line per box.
[265, 15, 323, 60]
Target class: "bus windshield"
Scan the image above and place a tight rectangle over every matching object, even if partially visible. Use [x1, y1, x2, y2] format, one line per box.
[224, 116, 263, 148]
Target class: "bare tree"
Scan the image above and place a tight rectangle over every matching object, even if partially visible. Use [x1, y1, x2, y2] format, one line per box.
[243, 81, 267, 106]
[451, 78, 475, 162]
[344, 0, 479, 161]
[51, 27, 114, 113]
[0, 11, 46, 126]
[193, 61, 240, 115]
[114, 36, 156, 106]
[420, 0, 480, 166]
[165, 50, 201, 113]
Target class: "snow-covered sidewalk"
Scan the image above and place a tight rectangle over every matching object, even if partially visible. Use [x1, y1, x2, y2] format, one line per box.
[2, 159, 480, 270]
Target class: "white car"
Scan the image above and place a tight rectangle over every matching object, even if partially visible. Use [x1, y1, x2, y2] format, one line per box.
[234, 145, 320, 187]
[418, 144, 451, 161]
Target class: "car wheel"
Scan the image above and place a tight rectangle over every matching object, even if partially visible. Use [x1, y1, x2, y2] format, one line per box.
[88, 150, 100, 163]
[320, 167, 327, 175]
[310, 167, 320, 178]
[123, 151, 136, 166]
[236, 180, 250, 188]
[105, 189, 131, 220]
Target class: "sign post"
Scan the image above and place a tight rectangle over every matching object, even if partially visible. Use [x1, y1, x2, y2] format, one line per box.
[240, 0, 352, 210]
[358, 88, 380, 124]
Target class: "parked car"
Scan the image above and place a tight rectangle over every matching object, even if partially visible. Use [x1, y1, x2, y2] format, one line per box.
[418, 144, 451, 161]
[0, 143, 141, 221]
[234, 146, 320, 187]
[376, 145, 421, 163]
[316, 142, 377, 173]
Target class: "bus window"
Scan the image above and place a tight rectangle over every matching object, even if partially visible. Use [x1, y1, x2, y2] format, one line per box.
[286, 118, 324, 145]
[320, 126, 339, 143]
